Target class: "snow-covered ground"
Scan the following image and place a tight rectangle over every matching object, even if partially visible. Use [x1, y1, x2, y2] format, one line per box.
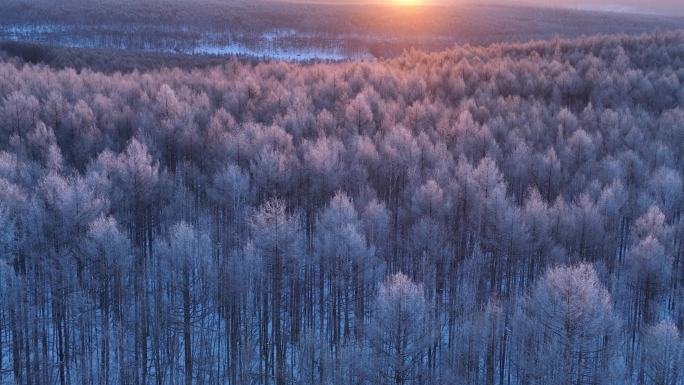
[0, 23, 372, 61]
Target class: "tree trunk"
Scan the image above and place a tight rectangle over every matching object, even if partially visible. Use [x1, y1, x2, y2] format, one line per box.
[184, 268, 193, 385]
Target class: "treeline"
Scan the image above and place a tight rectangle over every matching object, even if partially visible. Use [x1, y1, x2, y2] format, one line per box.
[1, 31, 684, 385]
[0, 41, 260, 73]
[3, 0, 684, 60]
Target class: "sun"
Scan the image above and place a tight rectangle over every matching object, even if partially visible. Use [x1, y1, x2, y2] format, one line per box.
[391, 0, 423, 6]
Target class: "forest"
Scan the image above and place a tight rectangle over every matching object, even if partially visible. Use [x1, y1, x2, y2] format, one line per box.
[2, 0, 684, 61]
[0, 29, 684, 385]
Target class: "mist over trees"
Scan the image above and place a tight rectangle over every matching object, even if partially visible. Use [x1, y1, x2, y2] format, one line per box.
[1, 30, 684, 385]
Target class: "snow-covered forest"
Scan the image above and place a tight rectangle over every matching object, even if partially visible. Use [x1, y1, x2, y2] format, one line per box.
[2, 0, 684, 62]
[0, 30, 684, 385]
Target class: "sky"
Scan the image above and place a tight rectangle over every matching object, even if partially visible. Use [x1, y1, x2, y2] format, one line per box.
[314, 0, 684, 16]
[492, 0, 684, 16]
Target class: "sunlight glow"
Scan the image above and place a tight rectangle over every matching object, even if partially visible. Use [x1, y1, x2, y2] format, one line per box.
[391, 0, 424, 7]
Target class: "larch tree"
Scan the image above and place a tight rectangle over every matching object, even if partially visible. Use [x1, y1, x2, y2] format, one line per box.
[642, 319, 682, 385]
[369, 273, 432, 385]
[513, 263, 623, 385]
[249, 198, 302, 385]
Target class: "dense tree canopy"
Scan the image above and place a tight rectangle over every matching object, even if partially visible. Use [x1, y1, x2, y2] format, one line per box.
[0, 30, 684, 385]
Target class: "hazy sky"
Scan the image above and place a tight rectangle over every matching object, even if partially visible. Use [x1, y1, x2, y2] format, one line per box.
[430, 0, 684, 16]
[318, 0, 684, 16]
[499, 0, 684, 16]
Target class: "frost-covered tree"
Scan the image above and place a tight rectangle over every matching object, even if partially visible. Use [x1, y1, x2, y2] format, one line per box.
[369, 273, 432, 385]
[514, 263, 623, 385]
[642, 320, 682, 385]
[249, 199, 302, 385]
[0, 29, 683, 385]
